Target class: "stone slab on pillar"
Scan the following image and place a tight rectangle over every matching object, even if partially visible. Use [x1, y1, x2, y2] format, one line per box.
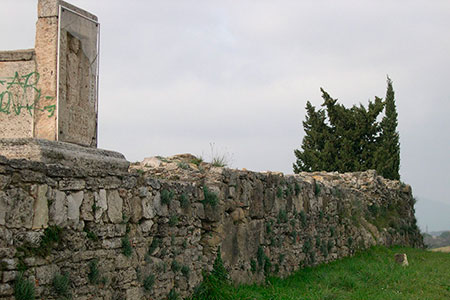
[0, 138, 129, 173]
[34, 0, 99, 147]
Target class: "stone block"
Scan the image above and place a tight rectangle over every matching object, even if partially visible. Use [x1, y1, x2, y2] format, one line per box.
[107, 190, 123, 223]
[4, 188, 34, 229]
[32, 184, 49, 229]
[35, 264, 59, 285]
[67, 191, 84, 225]
[49, 189, 67, 226]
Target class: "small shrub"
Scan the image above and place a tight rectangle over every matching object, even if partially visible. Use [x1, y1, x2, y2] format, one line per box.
[320, 243, 329, 257]
[303, 236, 312, 253]
[277, 209, 288, 224]
[284, 185, 293, 197]
[265, 221, 272, 234]
[167, 288, 179, 300]
[191, 156, 203, 166]
[171, 260, 181, 273]
[294, 182, 301, 195]
[314, 183, 321, 196]
[299, 210, 307, 227]
[52, 272, 71, 297]
[179, 193, 189, 209]
[315, 236, 321, 247]
[148, 237, 161, 255]
[88, 259, 100, 284]
[36, 225, 63, 257]
[276, 187, 283, 198]
[168, 215, 179, 227]
[212, 247, 229, 281]
[84, 228, 99, 242]
[290, 231, 297, 244]
[161, 189, 175, 206]
[203, 186, 218, 207]
[327, 239, 334, 252]
[14, 273, 35, 300]
[257, 246, 265, 267]
[177, 162, 189, 170]
[347, 236, 354, 247]
[181, 265, 190, 278]
[182, 239, 188, 249]
[319, 210, 324, 221]
[278, 253, 285, 264]
[121, 235, 132, 257]
[250, 259, 257, 274]
[143, 274, 155, 292]
[263, 256, 272, 275]
[330, 226, 336, 237]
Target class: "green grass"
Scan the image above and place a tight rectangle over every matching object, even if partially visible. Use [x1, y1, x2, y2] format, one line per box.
[189, 246, 450, 300]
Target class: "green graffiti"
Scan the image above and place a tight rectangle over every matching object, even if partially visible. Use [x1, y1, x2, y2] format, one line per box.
[0, 71, 55, 118]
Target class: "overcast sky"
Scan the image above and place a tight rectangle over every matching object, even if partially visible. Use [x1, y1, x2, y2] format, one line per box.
[2, 0, 449, 231]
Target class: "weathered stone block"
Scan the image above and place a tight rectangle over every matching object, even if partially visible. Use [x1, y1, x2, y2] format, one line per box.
[32, 184, 49, 229]
[68, 191, 84, 226]
[107, 190, 123, 223]
[49, 189, 67, 226]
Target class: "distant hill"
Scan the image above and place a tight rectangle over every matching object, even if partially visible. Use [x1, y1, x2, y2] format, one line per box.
[414, 198, 450, 232]
[423, 231, 450, 249]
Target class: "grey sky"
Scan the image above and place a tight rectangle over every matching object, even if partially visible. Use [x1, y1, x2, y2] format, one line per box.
[2, 0, 449, 231]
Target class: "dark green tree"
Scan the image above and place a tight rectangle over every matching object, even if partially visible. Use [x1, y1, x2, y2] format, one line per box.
[375, 77, 400, 180]
[293, 101, 334, 172]
[294, 78, 399, 179]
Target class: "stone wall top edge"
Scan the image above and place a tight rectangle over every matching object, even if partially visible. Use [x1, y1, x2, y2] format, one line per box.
[38, 0, 98, 21]
[0, 49, 35, 61]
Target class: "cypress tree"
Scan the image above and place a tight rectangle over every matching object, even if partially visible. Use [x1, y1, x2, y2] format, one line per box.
[293, 101, 331, 173]
[375, 77, 400, 180]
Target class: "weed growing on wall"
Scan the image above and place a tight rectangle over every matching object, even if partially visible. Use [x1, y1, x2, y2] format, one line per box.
[14, 273, 35, 300]
[121, 235, 132, 257]
[169, 215, 179, 227]
[88, 259, 100, 284]
[84, 227, 99, 241]
[276, 187, 283, 198]
[299, 210, 307, 227]
[171, 260, 181, 273]
[250, 259, 257, 274]
[16, 225, 63, 258]
[143, 275, 155, 292]
[52, 272, 71, 298]
[277, 210, 288, 224]
[181, 265, 190, 278]
[314, 183, 321, 196]
[167, 289, 179, 300]
[202, 186, 218, 207]
[294, 182, 301, 195]
[161, 189, 175, 206]
[180, 193, 190, 209]
[148, 238, 161, 255]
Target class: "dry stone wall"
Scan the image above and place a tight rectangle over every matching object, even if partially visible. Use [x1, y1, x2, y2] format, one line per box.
[0, 153, 423, 300]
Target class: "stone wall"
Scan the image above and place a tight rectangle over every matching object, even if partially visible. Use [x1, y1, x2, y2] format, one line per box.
[0, 153, 423, 300]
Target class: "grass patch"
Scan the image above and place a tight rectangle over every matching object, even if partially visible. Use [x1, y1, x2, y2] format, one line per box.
[203, 186, 218, 207]
[161, 189, 175, 206]
[52, 272, 71, 298]
[14, 273, 35, 300]
[121, 235, 133, 257]
[143, 274, 155, 292]
[190, 246, 450, 300]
